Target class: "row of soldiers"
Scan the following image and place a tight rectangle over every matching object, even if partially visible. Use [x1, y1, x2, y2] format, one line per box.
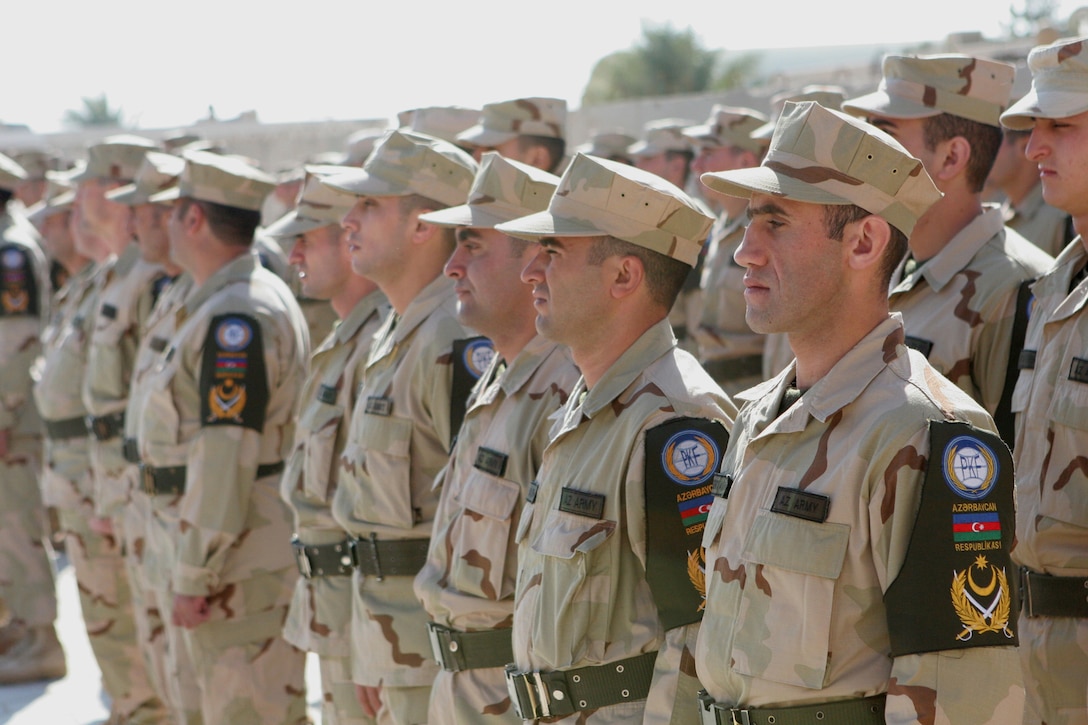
[0, 34, 1086, 725]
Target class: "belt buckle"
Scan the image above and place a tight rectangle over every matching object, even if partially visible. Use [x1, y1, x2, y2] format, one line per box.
[139, 464, 156, 496]
[291, 537, 312, 579]
[426, 622, 449, 669]
[725, 708, 752, 725]
[505, 665, 547, 719]
[1019, 566, 1034, 618]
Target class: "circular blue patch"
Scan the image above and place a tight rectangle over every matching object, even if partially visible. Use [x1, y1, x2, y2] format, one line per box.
[942, 435, 999, 500]
[662, 430, 719, 486]
[215, 317, 253, 351]
[463, 338, 495, 379]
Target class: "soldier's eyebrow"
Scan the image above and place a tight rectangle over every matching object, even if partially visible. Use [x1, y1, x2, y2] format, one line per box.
[539, 237, 565, 250]
[455, 227, 481, 243]
[868, 117, 897, 132]
[747, 203, 789, 220]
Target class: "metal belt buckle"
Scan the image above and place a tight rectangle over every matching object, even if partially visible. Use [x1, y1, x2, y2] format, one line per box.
[725, 708, 752, 725]
[504, 665, 534, 720]
[1019, 566, 1035, 618]
[426, 622, 451, 669]
[291, 538, 312, 579]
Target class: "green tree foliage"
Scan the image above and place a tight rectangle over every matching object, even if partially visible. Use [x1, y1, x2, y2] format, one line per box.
[63, 93, 124, 128]
[582, 23, 758, 106]
[1004, 0, 1059, 37]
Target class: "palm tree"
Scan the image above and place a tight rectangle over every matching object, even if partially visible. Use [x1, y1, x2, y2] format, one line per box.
[63, 94, 123, 128]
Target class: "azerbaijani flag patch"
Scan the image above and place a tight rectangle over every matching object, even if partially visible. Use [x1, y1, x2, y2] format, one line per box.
[952, 513, 1001, 542]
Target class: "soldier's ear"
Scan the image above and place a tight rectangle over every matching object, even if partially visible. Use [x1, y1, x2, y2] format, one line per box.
[608, 253, 645, 301]
[843, 214, 890, 274]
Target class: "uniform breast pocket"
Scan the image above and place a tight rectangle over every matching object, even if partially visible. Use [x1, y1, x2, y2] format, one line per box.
[449, 472, 522, 600]
[354, 412, 414, 529]
[731, 512, 850, 690]
[1038, 372, 1088, 525]
[298, 401, 344, 501]
[524, 508, 616, 666]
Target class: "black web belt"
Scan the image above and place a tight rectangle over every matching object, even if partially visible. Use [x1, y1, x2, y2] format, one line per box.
[291, 537, 355, 578]
[87, 412, 125, 441]
[138, 461, 285, 496]
[1021, 566, 1088, 618]
[698, 691, 886, 725]
[122, 438, 140, 463]
[349, 533, 429, 580]
[505, 651, 656, 719]
[427, 622, 513, 672]
[42, 416, 89, 441]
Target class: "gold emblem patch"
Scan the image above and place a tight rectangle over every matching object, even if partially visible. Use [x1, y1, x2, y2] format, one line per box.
[687, 548, 706, 611]
[208, 378, 247, 422]
[1, 289, 27, 313]
[952, 555, 1014, 641]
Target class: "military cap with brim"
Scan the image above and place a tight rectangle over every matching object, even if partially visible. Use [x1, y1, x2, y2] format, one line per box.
[70, 134, 158, 182]
[683, 106, 769, 153]
[1001, 36, 1088, 129]
[843, 54, 1015, 127]
[495, 152, 713, 267]
[457, 97, 567, 147]
[105, 151, 185, 206]
[147, 151, 275, 212]
[420, 152, 559, 229]
[265, 164, 357, 239]
[702, 101, 941, 237]
[628, 119, 696, 157]
[753, 86, 847, 140]
[26, 190, 75, 225]
[0, 153, 28, 192]
[575, 131, 637, 160]
[321, 130, 477, 208]
[401, 107, 480, 145]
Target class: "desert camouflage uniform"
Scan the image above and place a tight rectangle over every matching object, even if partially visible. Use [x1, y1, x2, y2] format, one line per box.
[136, 254, 309, 725]
[34, 255, 162, 722]
[0, 212, 55, 643]
[1004, 182, 1073, 258]
[889, 206, 1052, 442]
[692, 214, 764, 396]
[511, 319, 735, 724]
[696, 314, 1024, 723]
[332, 275, 476, 725]
[281, 289, 387, 725]
[414, 336, 579, 725]
[1010, 239, 1088, 724]
[123, 272, 202, 724]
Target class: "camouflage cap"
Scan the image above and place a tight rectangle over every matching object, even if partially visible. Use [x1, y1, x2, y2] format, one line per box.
[265, 164, 357, 239]
[457, 97, 567, 147]
[683, 106, 770, 153]
[628, 118, 696, 157]
[753, 85, 847, 140]
[105, 151, 185, 206]
[1001, 36, 1088, 129]
[701, 101, 941, 236]
[25, 168, 76, 225]
[10, 149, 57, 180]
[420, 152, 559, 229]
[321, 130, 478, 207]
[147, 151, 275, 212]
[0, 153, 27, 192]
[574, 130, 637, 161]
[400, 106, 480, 145]
[343, 128, 387, 166]
[162, 131, 203, 153]
[495, 152, 713, 267]
[70, 134, 159, 182]
[843, 54, 1015, 127]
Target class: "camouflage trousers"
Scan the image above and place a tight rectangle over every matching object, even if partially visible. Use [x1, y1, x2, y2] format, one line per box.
[182, 604, 307, 725]
[320, 653, 377, 725]
[58, 508, 165, 724]
[0, 442, 57, 629]
[1018, 613, 1088, 725]
[427, 667, 519, 725]
[152, 586, 203, 725]
[376, 685, 431, 725]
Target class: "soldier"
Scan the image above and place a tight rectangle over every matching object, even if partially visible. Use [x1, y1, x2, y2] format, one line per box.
[322, 130, 480, 725]
[0, 153, 62, 684]
[270, 165, 387, 725]
[456, 97, 567, 172]
[987, 124, 1074, 257]
[399, 106, 479, 154]
[694, 101, 1023, 724]
[1000, 35, 1088, 725]
[10, 148, 58, 209]
[97, 150, 187, 716]
[136, 151, 310, 724]
[682, 106, 769, 395]
[629, 118, 697, 192]
[494, 153, 735, 724]
[34, 135, 166, 724]
[843, 54, 1054, 446]
[413, 152, 579, 724]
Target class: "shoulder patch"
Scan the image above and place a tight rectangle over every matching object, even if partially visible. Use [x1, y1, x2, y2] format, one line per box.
[449, 336, 495, 447]
[644, 416, 730, 630]
[0, 245, 37, 317]
[199, 314, 269, 432]
[885, 421, 1018, 656]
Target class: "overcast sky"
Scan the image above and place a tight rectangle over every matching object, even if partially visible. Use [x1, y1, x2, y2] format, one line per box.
[5, 0, 1085, 134]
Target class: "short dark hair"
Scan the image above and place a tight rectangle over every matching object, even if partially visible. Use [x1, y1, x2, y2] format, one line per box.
[399, 194, 455, 251]
[823, 204, 907, 289]
[922, 113, 1002, 193]
[516, 135, 567, 174]
[179, 197, 261, 247]
[586, 234, 689, 309]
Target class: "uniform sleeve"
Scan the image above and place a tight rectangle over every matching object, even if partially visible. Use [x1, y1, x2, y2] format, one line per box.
[173, 313, 271, 597]
[873, 424, 1025, 723]
[972, 291, 1017, 417]
[0, 245, 42, 431]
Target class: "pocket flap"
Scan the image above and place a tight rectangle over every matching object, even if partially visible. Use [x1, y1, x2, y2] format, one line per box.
[457, 473, 520, 521]
[358, 413, 412, 457]
[744, 512, 850, 580]
[530, 509, 616, 560]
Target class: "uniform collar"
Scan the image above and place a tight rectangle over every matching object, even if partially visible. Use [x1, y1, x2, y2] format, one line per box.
[334, 288, 388, 345]
[389, 274, 455, 345]
[1040, 238, 1088, 322]
[893, 205, 1005, 294]
[747, 315, 906, 435]
[499, 335, 567, 397]
[178, 253, 259, 321]
[579, 318, 675, 420]
[1011, 183, 1047, 223]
